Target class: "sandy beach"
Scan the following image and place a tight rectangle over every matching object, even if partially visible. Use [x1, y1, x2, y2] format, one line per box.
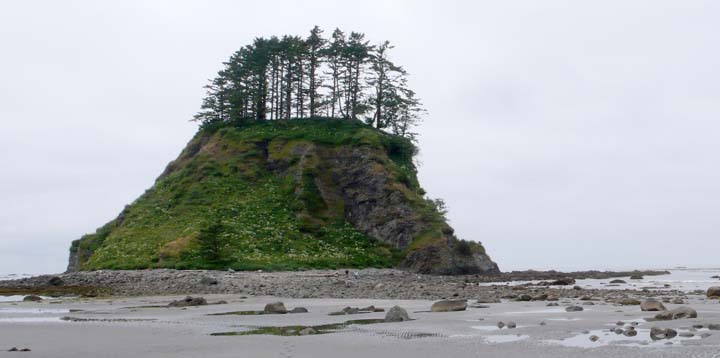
[1, 270, 719, 357]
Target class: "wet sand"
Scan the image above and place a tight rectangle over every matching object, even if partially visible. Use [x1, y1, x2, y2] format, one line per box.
[1, 293, 718, 357]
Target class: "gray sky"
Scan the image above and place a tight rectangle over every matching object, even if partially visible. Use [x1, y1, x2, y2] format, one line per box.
[1, 0, 719, 274]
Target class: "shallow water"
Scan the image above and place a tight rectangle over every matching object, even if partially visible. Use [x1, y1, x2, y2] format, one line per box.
[545, 328, 704, 348]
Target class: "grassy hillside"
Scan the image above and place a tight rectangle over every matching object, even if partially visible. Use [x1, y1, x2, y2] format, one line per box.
[71, 119, 427, 271]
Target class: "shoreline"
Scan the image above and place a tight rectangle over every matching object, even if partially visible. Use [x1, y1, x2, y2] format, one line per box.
[0, 268, 676, 299]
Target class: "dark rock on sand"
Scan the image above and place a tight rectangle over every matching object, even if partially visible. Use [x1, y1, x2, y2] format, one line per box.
[516, 294, 532, 302]
[589, 335, 599, 342]
[609, 279, 626, 284]
[431, 299, 467, 312]
[630, 274, 644, 280]
[654, 306, 698, 320]
[640, 298, 667, 312]
[707, 286, 720, 298]
[506, 321, 517, 329]
[289, 307, 308, 314]
[708, 324, 720, 330]
[551, 277, 576, 286]
[23, 295, 42, 302]
[624, 327, 638, 337]
[565, 306, 584, 312]
[168, 296, 207, 307]
[263, 302, 288, 314]
[497, 321, 505, 329]
[650, 327, 678, 340]
[384, 306, 410, 322]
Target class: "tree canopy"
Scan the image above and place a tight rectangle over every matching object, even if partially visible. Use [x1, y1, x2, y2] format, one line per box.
[193, 26, 425, 140]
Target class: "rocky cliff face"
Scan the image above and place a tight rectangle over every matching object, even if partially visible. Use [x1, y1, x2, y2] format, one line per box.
[68, 120, 498, 275]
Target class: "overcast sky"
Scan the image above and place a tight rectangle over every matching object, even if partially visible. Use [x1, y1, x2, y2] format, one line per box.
[1, 0, 719, 274]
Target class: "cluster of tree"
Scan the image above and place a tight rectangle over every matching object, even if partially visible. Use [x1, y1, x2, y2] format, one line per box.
[193, 26, 424, 139]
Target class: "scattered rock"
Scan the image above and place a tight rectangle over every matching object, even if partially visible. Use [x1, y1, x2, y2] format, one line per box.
[23, 295, 42, 302]
[200, 277, 218, 285]
[654, 306, 698, 320]
[640, 298, 667, 312]
[565, 306, 584, 312]
[431, 299, 467, 312]
[384, 306, 410, 322]
[168, 296, 207, 307]
[650, 327, 677, 340]
[289, 307, 308, 314]
[609, 279, 626, 284]
[263, 302, 288, 314]
[506, 321, 517, 329]
[299, 327, 317, 336]
[707, 286, 720, 298]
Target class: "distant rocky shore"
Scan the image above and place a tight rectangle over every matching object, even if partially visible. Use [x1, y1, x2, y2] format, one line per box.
[0, 268, 671, 299]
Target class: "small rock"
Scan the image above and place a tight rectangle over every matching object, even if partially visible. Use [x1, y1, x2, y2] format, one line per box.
[617, 298, 641, 306]
[263, 302, 288, 314]
[497, 321, 505, 329]
[613, 328, 624, 334]
[616, 321, 625, 326]
[565, 306, 584, 312]
[573, 286, 582, 290]
[700, 333, 712, 338]
[630, 274, 644, 280]
[200, 277, 218, 285]
[650, 327, 677, 340]
[708, 324, 720, 330]
[384, 306, 410, 322]
[679, 332, 694, 338]
[289, 307, 308, 314]
[539, 321, 547, 326]
[671, 298, 685, 304]
[476, 297, 501, 304]
[298, 327, 317, 336]
[546, 302, 559, 307]
[23, 295, 42, 302]
[516, 294, 532, 302]
[506, 321, 517, 329]
[640, 298, 667, 312]
[609, 279, 626, 284]
[624, 328, 638, 337]
[589, 335, 599, 342]
[431, 299, 467, 312]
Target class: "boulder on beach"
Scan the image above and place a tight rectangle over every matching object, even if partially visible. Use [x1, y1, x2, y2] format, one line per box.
[609, 279, 626, 284]
[708, 324, 720, 330]
[565, 305, 584, 312]
[384, 306, 410, 322]
[289, 307, 308, 314]
[263, 302, 288, 314]
[431, 299, 467, 312]
[516, 294, 532, 302]
[476, 297, 501, 304]
[629, 274, 644, 280]
[707, 286, 720, 298]
[650, 327, 678, 340]
[654, 306, 697, 320]
[298, 327, 317, 336]
[168, 296, 208, 307]
[640, 298, 667, 312]
[23, 295, 42, 302]
[551, 277, 576, 286]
